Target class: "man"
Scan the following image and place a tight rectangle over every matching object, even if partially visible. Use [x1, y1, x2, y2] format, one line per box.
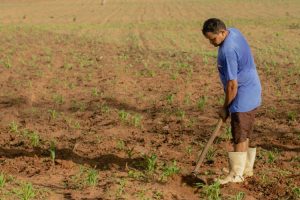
[202, 18, 262, 184]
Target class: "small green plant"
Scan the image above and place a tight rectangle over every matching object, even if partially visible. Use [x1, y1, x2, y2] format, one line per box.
[231, 192, 245, 200]
[186, 145, 193, 156]
[86, 168, 98, 187]
[48, 109, 58, 119]
[184, 93, 191, 105]
[196, 181, 221, 200]
[145, 154, 157, 173]
[116, 178, 126, 198]
[166, 94, 174, 105]
[116, 139, 125, 151]
[29, 131, 40, 147]
[160, 160, 180, 182]
[292, 186, 300, 199]
[49, 141, 56, 163]
[176, 109, 185, 119]
[119, 110, 129, 123]
[287, 111, 297, 122]
[128, 170, 145, 181]
[9, 121, 19, 134]
[91, 88, 99, 97]
[15, 183, 36, 200]
[206, 147, 217, 162]
[132, 114, 142, 127]
[197, 96, 207, 111]
[152, 190, 164, 200]
[266, 149, 279, 163]
[125, 147, 135, 159]
[221, 126, 232, 140]
[52, 94, 64, 105]
[0, 173, 6, 188]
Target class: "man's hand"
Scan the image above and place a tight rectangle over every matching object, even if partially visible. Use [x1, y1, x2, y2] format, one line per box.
[218, 106, 229, 122]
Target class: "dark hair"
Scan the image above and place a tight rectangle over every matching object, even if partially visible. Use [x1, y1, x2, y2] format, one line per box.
[202, 18, 226, 35]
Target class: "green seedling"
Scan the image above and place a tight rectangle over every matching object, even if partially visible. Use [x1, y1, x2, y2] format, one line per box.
[48, 109, 58, 120]
[9, 121, 19, 134]
[166, 94, 174, 105]
[128, 170, 145, 181]
[119, 110, 129, 123]
[132, 114, 142, 127]
[186, 145, 193, 156]
[145, 154, 157, 173]
[0, 173, 5, 188]
[176, 110, 185, 119]
[29, 131, 40, 147]
[152, 190, 164, 200]
[292, 186, 300, 198]
[287, 111, 297, 122]
[86, 168, 98, 187]
[14, 183, 36, 200]
[125, 147, 135, 159]
[116, 139, 125, 151]
[49, 141, 56, 163]
[52, 94, 64, 105]
[116, 178, 126, 198]
[197, 96, 207, 111]
[160, 160, 180, 182]
[231, 192, 245, 200]
[184, 93, 191, 105]
[196, 181, 221, 200]
[91, 88, 99, 97]
[206, 147, 217, 162]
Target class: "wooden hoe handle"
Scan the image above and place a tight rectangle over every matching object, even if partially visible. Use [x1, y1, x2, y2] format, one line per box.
[193, 119, 223, 174]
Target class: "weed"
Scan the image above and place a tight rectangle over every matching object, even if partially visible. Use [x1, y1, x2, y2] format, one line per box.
[160, 160, 180, 182]
[29, 131, 40, 147]
[144, 154, 157, 173]
[287, 111, 297, 122]
[132, 114, 142, 127]
[49, 141, 56, 163]
[176, 109, 185, 119]
[267, 150, 279, 163]
[48, 109, 58, 120]
[184, 93, 191, 105]
[9, 121, 19, 134]
[166, 94, 174, 105]
[196, 181, 221, 200]
[292, 186, 300, 198]
[231, 192, 245, 200]
[53, 94, 64, 105]
[125, 147, 135, 159]
[128, 169, 146, 181]
[14, 183, 36, 200]
[152, 190, 164, 200]
[206, 147, 217, 162]
[0, 173, 5, 188]
[185, 145, 193, 156]
[116, 139, 125, 151]
[221, 126, 232, 141]
[92, 88, 100, 97]
[197, 96, 207, 111]
[86, 168, 98, 187]
[119, 110, 129, 123]
[116, 178, 126, 198]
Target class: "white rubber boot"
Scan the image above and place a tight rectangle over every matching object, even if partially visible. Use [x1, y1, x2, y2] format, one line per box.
[244, 148, 256, 177]
[218, 152, 247, 185]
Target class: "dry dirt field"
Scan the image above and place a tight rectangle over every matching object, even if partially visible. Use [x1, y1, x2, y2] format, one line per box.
[0, 0, 299, 199]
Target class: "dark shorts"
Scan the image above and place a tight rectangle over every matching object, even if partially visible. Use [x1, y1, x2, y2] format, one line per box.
[231, 108, 257, 144]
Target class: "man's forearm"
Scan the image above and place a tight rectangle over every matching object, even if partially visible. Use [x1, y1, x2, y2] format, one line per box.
[223, 80, 238, 109]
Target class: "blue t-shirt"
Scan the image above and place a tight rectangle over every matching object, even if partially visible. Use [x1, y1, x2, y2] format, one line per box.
[217, 28, 261, 113]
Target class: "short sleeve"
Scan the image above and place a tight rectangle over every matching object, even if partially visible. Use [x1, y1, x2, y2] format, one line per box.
[224, 49, 238, 81]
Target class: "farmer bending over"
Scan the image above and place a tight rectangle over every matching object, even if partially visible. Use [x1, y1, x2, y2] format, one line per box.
[202, 18, 262, 184]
